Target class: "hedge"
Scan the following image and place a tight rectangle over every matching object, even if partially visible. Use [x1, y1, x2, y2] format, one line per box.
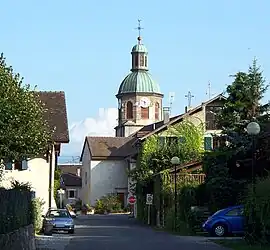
[0, 188, 32, 234]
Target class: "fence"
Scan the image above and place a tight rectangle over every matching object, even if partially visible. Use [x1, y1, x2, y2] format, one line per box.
[136, 173, 206, 227]
[0, 188, 32, 234]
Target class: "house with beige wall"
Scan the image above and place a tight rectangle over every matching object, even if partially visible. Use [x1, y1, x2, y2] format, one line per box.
[0, 91, 69, 214]
[80, 137, 134, 207]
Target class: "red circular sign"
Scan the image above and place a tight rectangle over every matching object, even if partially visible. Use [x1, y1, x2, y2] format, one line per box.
[128, 195, 136, 204]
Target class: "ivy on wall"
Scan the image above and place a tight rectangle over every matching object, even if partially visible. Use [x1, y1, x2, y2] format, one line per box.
[129, 121, 205, 229]
[130, 121, 204, 183]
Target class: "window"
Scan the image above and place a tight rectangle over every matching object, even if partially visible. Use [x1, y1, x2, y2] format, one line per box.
[145, 56, 147, 67]
[155, 102, 159, 120]
[68, 190, 76, 199]
[158, 137, 166, 147]
[213, 135, 227, 150]
[141, 107, 149, 119]
[126, 101, 133, 119]
[226, 208, 241, 216]
[5, 162, 12, 170]
[140, 55, 144, 67]
[14, 162, 22, 170]
[134, 55, 139, 67]
[206, 106, 223, 130]
[167, 136, 179, 146]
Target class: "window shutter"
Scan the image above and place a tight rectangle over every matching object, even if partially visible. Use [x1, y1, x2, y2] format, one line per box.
[5, 162, 12, 170]
[179, 137, 185, 143]
[159, 137, 166, 147]
[22, 160, 28, 170]
[204, 137, 213, 150]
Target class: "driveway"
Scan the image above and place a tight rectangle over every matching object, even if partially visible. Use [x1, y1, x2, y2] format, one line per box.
[36, 214, 229, 250]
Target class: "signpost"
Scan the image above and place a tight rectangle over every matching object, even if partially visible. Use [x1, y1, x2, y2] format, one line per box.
[128, 195, 136, 218]
[128, 195, 136, 205]
[146, 194, 153, 225]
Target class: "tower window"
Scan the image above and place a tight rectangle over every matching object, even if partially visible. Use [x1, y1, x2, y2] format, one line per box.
[141, 107, 149, 119]
[155, 102, 159, 120]
[134, 55, 139, 67]
[145, 56, 147, 67]
[140, 55, 144, 67]
[126, 101, 133, 119]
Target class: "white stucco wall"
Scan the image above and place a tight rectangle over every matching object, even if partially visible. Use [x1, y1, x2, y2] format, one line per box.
[81, 145, 91, 206]
[90, 160, 128, 206]
[0, 154, 56, 214]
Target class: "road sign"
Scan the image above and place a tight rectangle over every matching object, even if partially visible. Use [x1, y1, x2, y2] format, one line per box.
[128, 195, 136, 205]
[146, 194, 153, 205]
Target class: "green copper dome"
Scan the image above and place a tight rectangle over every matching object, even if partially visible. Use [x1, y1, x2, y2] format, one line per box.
[132, 44, 148, 53]
[118, 71, 161, 95]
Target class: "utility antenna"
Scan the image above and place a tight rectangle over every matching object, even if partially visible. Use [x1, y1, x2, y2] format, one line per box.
[168, 92, 175, 115]
[206, 81, 211, 99]
[206, 81, 216, 99]
[135, 19, 144, 38]
[185, 91, 194, 108]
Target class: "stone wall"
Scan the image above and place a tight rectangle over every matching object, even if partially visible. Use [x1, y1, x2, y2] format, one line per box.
[0, 224, 36, 250]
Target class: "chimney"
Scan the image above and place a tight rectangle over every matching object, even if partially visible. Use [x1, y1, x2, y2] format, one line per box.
[185, 105, 192, 113]
[77, 168, 81, 177]
[163, 107, 170, 123]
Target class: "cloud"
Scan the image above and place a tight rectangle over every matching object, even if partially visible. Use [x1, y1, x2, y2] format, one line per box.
[61, 108, 118, 156]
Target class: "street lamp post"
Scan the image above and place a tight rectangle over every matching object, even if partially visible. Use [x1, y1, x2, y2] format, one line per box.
[170, 156, 180, 231]
[246, 121, 260, 235]
[246, 122, 260, 191]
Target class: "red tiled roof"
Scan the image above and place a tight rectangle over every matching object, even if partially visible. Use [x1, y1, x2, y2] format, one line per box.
[35, 91, 69, 143]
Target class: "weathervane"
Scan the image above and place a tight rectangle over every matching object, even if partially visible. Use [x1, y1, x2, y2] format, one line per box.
[185, 91, 194, 108]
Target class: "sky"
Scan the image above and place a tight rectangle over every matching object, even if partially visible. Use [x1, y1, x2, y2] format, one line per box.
[1, 1, 270, 162]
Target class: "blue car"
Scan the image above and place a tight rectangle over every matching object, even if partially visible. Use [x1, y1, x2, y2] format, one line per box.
[202, 205, 244, 237]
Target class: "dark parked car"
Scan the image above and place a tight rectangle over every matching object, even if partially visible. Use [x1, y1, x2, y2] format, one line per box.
[42, 208, 75, 234]
[202, 205, 244, 237]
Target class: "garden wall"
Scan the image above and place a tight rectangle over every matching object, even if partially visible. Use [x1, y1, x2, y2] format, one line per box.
[0, 224, 36, 250]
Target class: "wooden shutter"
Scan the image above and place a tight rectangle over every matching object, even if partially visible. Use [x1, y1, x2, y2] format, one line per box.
[204, 137, 213, 150]
[22, 160, 28, 170]
[5, 162, 12, 170]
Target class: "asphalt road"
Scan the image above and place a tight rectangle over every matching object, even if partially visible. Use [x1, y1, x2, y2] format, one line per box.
[56, 214, 228, 250]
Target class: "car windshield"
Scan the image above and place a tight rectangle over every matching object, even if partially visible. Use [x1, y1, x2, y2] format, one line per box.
[47, 210, 70, 218]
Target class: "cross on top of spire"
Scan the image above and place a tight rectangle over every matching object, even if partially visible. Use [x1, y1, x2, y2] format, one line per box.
[135, 19, 144, 43]
[185, 91, 194, 108]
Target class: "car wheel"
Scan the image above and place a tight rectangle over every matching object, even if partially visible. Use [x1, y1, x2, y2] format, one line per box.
[68, 229, 74, 234]
[212, 223, 227, 237]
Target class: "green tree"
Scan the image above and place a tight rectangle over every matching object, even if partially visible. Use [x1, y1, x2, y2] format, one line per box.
[0, 53, 51, 165]
[218, 59, 269, 139]
[204, 59, 270, 213]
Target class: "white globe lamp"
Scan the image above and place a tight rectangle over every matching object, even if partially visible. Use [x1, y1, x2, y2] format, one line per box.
[246, 122, 260, 135]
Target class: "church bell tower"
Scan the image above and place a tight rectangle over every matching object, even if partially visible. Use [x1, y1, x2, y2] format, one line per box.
[115, 20, 164, 137]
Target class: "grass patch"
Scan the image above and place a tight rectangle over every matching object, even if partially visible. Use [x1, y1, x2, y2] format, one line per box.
[213, 239, 270, 249]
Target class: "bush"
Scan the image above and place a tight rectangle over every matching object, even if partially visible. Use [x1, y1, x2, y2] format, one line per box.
[244, 176, 270, 245]
[31, 198, 45, 233]
[94, 194, 122, 214]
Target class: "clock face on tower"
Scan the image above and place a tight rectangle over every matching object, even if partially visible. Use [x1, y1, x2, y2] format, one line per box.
[140, 97, 150, 108]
